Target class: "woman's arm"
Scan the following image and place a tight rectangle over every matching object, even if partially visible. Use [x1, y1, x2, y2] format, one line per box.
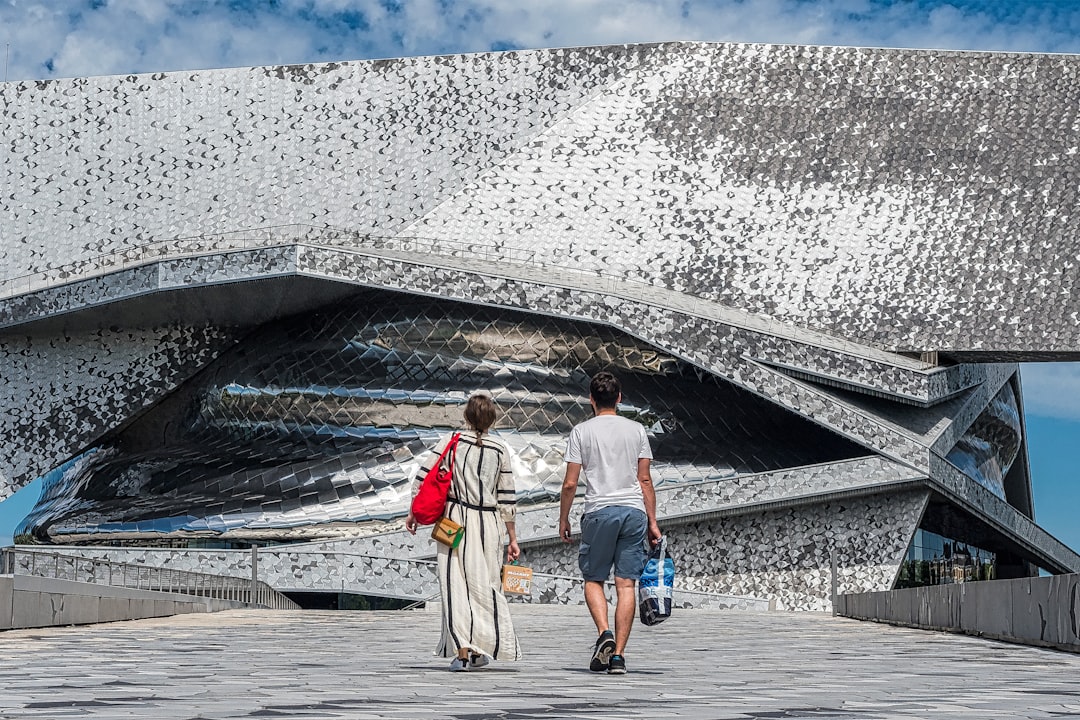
[496, 441, 520, 560]
[504, 520, 520, 562]
[405, 434, 452, 534]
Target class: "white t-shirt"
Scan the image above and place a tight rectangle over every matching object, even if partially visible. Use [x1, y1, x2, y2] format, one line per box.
[564, 414, 653, 515]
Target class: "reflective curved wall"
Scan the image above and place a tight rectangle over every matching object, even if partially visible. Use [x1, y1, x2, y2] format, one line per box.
[21, 289, 865, 542]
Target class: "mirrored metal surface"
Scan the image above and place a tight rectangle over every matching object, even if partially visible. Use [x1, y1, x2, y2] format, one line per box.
[20, 288, 865, 542]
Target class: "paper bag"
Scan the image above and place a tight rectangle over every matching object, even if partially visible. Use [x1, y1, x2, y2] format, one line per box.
[501, 563, 533, 595]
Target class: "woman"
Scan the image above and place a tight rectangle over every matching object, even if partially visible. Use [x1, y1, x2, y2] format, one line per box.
[405, 390, 522, 671]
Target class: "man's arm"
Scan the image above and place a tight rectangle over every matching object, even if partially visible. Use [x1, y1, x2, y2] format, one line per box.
[559, 462, 581, 543]
[638, 457, 662, 545]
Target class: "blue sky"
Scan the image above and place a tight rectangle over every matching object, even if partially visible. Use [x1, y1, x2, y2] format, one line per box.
[0, 0, 1078, 551]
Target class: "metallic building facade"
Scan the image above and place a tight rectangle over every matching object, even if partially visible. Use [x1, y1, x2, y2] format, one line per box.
[2, 42, 1080, 609]
[18, 290, 865, 541]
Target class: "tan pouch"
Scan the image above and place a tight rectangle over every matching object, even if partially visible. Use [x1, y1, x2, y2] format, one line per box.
[431, 516, 464, 549]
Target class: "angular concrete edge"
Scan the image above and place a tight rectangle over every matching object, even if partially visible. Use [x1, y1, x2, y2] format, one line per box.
[0, 574, 246, 631]
[0, 575, 12, 630]
[836, 572, 1080, 653]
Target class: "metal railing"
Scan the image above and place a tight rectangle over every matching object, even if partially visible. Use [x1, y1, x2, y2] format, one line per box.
[1, 548, 299, 610]
[324, 550, 769, 610]
[0, 223, 929, 368]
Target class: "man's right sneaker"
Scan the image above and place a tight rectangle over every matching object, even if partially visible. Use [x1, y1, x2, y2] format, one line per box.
[607, 654, 627, 675]
[589, 630, 616, 672]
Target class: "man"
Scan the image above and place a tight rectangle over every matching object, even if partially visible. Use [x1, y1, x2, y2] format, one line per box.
[559, 371, 662, 675]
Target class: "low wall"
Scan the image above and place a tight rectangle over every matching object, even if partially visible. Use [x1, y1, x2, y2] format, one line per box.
[0, 574, 243, 631]
[835, 573, 1080, 652]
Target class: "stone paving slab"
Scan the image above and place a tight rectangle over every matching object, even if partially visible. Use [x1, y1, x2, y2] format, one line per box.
[1, 605, 1079, 719]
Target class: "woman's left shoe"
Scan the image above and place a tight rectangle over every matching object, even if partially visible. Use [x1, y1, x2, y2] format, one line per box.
[469, 654, 490, 669]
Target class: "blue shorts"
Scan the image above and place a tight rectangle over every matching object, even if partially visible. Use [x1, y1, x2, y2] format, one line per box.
[578, 506, 648, 582]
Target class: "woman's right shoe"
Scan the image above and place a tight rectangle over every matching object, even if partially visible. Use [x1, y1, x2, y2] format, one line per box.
[449, 657, 470, 672]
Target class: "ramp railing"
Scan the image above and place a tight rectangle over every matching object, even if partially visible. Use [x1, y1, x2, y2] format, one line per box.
[1, 547, 299, 610]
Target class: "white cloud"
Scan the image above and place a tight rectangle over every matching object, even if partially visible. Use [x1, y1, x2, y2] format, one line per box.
[2, 1, 1080, 82]
[1020, 363, 1080, 422]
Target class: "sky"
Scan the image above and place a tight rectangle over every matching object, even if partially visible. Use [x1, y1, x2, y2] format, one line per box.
[0, 0, 1077, 551]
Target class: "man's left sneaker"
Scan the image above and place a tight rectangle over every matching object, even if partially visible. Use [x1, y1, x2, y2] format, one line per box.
[590, 630, 616, 672]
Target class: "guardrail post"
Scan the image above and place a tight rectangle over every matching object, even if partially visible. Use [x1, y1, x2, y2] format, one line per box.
[251, 546, 259, 607]
[830, 547, 839, 617]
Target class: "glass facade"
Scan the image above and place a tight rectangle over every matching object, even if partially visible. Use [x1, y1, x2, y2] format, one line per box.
[895, 528, 996, 588]
[945, 381, 1022, 499]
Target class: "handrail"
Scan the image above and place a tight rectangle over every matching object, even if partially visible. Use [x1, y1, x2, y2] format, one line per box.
[1, 546, 764, 608]
[0, 223, 929, 370]
[327, 550, 768, 605]
[0, 547, 299, 610]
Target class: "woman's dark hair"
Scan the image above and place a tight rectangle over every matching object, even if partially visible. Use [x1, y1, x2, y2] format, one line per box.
[589, 371, 621, 409]
[464, 393, 498, 444]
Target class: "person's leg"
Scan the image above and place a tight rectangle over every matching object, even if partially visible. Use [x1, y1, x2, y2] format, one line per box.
[579, 509, 617, 636]
[580, 509, 619, 670]
[584, 579, 610, 633]
[612, 575, 636, 655]
[610, 508, 649, 661]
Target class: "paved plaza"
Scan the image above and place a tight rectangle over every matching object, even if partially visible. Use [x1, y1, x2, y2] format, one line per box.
[1, 604, 1079, 719]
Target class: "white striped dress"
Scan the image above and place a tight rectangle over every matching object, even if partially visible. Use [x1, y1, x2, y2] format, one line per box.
[418, 430, 521, 661]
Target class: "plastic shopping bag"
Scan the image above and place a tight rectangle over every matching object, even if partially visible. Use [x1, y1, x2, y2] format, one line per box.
[638, 535, 675, 626]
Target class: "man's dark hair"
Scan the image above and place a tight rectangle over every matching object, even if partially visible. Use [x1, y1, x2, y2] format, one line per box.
[589, 371, 621, 409]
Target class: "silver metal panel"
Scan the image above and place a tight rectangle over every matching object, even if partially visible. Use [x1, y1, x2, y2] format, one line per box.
[0, 323, 239, 498]
[4, 43, 1079, 354]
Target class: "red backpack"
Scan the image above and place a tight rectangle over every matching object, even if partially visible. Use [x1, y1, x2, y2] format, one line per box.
[410, 433, 461, 525]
